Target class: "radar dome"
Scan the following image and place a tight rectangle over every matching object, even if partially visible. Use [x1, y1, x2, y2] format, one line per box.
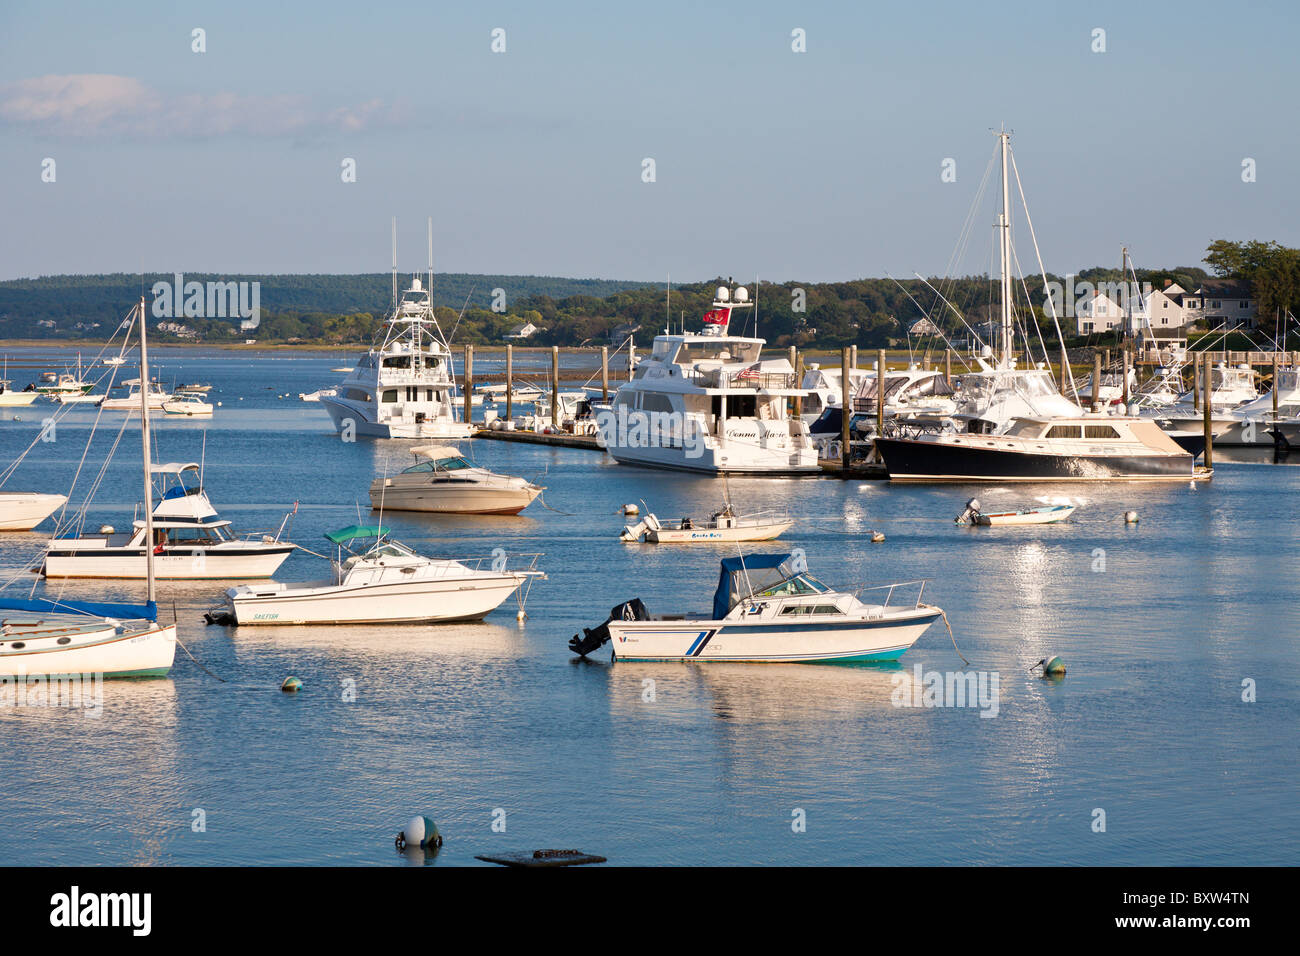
[716, 286, 730, 301]
[733, 287, 749, 302]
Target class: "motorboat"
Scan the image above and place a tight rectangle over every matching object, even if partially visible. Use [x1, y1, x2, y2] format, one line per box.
[209, 526, 544, 625]
[1202, 365, 1300, 446]
[620, 503, 792, 543]
[299, 388, 338, 402]
[599, 284, 818, 474]
[320, 266, 473, 440]
[876, 415, 1209, 482]
[0, 379, 38, 407]
[369, 445, 542, 515]
[41, 462, 296, 579]
[174, 383, 212, 395]
[0, 492, 67, 531]
[569, 552, 942, 663]
[799, 365, 870, 430]
[162, 393, 214, 416]
[98, 379, 171, 410]
[1, 297, 176, 678]
[955, 497, 1075, 526]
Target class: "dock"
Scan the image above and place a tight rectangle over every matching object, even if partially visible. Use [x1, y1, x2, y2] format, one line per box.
[474, 427, 604, 451]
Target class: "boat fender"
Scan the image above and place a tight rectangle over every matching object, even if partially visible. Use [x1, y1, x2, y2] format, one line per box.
[395, 816, 442, 850]
[1124, 510, 1139, 524]
[281, 676, 303, 692]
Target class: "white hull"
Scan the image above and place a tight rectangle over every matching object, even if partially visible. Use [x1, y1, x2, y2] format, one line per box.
[0, 492, 67, 530]
[647, 521, 792, 543]
[370, 486, 540, 515]
[608, 441, 818, 475]
[972, 505, 1075, 526]
[0, 392, 39, 407]
[321, 398, 473, 439]
[227, 573, 525, 625]
[42, 546, 293, 580]
[0, 622, 176, 677]
[606, 609, 940, 663]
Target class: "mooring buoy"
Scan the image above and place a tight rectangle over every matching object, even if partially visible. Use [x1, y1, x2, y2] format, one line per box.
[396, 816, 442, 850]
[870, 531, 886, 543]
[1124, 510, 1139, 524]
[281, 676, 303, 692]
[1032, 656, 1066, 676]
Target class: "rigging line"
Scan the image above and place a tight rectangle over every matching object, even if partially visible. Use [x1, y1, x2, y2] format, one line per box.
[937, 145, 998, 309]
[1008, 145, 1078, 399]
[1009, 241, 1054, 371]
[909, 273, 982, 367]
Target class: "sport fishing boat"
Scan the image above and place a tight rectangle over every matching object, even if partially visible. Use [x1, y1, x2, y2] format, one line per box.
[799, 364, 870, 430]
[369, 445, 542, 515]
[98, 378, 171, 411]
[1, 297, 176, 678]
[569, 552, 941, 663]
[320, 237, 473, 439]
[601, 284, 818, 474]
[41, 462, 296, 579]
[620, 503, 792, 543]
[0, 492, 67, 531]
[209, 526, 543, 625]
[162, 393, 214, 416]
[1197, 365, 1300, 446]
[0, 380, 38, 407]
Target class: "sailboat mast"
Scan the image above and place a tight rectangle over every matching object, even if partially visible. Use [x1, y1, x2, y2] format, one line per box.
[998, 129, 1012, 367]
[137, 297, 157, 606]
[391, 217, 398, 313]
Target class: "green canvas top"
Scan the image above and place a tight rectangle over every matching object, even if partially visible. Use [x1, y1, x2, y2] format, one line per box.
[324, 525, 390, 544]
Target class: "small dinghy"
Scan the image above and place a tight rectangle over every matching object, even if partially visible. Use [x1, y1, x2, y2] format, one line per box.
[621, 503, 792, 543]
[955, 497, 1075, 526]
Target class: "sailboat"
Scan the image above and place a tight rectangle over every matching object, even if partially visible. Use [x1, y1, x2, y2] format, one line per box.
[0, 299, 177, 678]
[873, 131, 1210, 482]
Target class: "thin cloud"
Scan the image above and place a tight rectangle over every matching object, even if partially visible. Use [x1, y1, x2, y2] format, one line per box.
[0, 74, 408, 138]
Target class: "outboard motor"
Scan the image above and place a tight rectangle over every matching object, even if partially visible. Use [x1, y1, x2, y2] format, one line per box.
[955, 497, 982, 525]
[569, 598, 648, 656]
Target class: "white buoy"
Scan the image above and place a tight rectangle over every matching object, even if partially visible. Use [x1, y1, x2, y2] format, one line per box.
[396, 815, 442, 849]
[622, 503, 639, 516]
[1124, 511, 1139, 524]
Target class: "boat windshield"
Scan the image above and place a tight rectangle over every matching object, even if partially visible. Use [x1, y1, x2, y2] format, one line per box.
[674, 340, 761, 366]
[401, 457, 471, 474]
[754, 574, 830, 599]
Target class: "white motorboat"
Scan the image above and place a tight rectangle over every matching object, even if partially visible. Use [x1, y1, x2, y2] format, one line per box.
[0, 491, 67, 531]
[599, 285, 818, 474]
[35, 357, 95, 400]
[162, 393, 213, 416]
[98, 379, 170, 410]
[369, 445, 542, 515]
[1204, 366, 1300, 446]
[41, 462, 296, 579]
[0, 381, 38, 407]
[620, 503, 792, 543]
[476, 383, 544, 405]
[955, 497, 1075, 526]
[569, 552, 941, 663]
[299, 388, 338, 402]
[210, 526, 543, 625]
[1, 297, 176, 678]
[799, 364, 870, 429]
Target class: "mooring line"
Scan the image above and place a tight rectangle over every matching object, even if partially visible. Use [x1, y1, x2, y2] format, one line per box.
[938, 609, 970, 667]
[174, 633, 226, 683]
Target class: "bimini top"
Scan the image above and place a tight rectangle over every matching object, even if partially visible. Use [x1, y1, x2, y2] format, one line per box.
[714, 552, 806, 619]
[325, 525, 390, 545]
[151, 462, 201, 475]
[411, 444, 462, 460]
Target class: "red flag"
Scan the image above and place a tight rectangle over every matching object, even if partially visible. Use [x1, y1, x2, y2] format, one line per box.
[702, 308, 730, 326]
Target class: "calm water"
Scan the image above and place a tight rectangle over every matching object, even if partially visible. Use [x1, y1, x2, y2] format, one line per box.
[1, 348, 1296, 866]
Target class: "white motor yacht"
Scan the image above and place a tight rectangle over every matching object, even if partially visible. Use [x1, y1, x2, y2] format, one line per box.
[211, 526, 543, 625]
[0, 492, 67, 531]
[320, 274, 473, 440]
[599, 285, 818, 474]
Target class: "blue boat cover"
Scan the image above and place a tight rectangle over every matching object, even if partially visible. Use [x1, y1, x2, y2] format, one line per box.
[0, 597, 157, 621]
[714, 553, 795, 620]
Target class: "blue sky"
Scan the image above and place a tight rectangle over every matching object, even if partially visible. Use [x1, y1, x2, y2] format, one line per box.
[1, 0, 1296, 282]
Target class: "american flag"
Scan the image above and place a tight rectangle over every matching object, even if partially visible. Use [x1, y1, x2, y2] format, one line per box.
[736, 363, 761, 381]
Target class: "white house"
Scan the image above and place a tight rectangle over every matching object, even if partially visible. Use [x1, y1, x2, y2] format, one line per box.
[504, 321, 541, 341]
[1076, 289, 1137, 335]
[1142, 282, 1186, 329]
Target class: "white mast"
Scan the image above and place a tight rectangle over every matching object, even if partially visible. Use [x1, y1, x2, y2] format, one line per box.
[137, 297, 157, 608]
[997, 129, 1012, 368]
[391, 217, 398, 314]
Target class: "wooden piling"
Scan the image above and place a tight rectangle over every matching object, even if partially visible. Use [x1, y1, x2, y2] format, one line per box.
[1203, 356, 1213, 470]
[841, 346, 851, 469]
[600, 346, 609, 403]
[505, 344, 513, 420]
[1192, 353, 1200, 413]
[1092, 351, 1103, 411]
[463, 344, 474, 425]
[794, 350, 804, 419]
[944, 348, 952, 387]
[551, 346, 560, 427]
[1121, 347, 1131, 408]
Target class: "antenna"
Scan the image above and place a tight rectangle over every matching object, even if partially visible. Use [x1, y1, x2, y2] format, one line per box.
[391, 217, 398, 313]
[427, 216, 434, 304]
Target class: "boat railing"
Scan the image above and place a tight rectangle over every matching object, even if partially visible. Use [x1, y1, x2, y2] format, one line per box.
[687, 368, 798, 390]
[416, 551, 546, 576]
[851, 579, 929, 610]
